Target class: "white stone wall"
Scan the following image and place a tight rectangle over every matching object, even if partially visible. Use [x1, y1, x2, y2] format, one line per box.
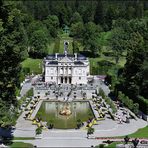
[44, 57, 90, 84]
[45, 66, 57, 83]
[72, 67, 87, 84]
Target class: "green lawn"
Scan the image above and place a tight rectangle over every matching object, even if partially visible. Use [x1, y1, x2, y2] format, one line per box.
[21, 58, 42, 74]
[47, 41, 55, 54]
[21, 32, 126, 76]
[13, 137, 35, 140]
[96, 126, 148, 148]
[105, 142, 121, 148]
[10, 142, 33, 148]
[59, 33, 73, 54]
[128, 126, 148, 138]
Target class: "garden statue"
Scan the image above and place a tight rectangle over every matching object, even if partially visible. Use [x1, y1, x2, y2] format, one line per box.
[59, 104, 72, 116]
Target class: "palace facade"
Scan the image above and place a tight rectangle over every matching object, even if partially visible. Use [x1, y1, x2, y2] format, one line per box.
[43, 42, 90, 84]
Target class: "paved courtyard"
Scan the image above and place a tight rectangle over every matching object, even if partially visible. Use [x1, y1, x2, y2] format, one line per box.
[12, 76, 148, 147]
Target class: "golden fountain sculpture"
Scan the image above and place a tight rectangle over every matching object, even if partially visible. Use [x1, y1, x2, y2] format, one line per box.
[59, 103, 72, 116]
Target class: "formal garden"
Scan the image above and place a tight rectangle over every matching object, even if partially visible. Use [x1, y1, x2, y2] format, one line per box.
[36, 101, 94, 129]
[0, 1, 148, 147]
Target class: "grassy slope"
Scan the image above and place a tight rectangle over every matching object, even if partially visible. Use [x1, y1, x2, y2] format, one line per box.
[128, 126, 148, 138]
[21, 58, 42, 74]
[59, 33, 73, 54]
[21, 31, 126, 75]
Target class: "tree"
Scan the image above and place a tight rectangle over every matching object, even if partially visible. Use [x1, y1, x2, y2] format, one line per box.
[109, 27, 127, 63]
[29, 28, 49, 58]
[126, 6, 135, 20]
[82, 22, 101, 56]
[94, 1, 104, 25]
[124, 135, 130, 144]
[72, 40, 79, 53]
[0, 1, 28, 127]
[43, 15, 59, 38]
[135, 2, 144, 19]
[70, 11, 82, 25]
[27, 20, 49, 58]
[105, 5, 120, 30]
[70, 21, 84, 38]
[115, 19, 148, 113]
[87, 127, 94, 138]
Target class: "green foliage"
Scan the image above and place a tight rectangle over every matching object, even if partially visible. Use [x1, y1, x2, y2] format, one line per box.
[43, 15, 59, 38]
[128, 126, 148, 138]
[104, 96, 117, 113]
[99, 88, 105, 99]
[72, 40, 79, 53]
[87, 127, 95, 136]
[22, 67, 30, 75]
[118, 91, 140, 115]
[36, 127, 42, 135]
[70, 12, 82, 24]
[82, 22, 101, 55]
[94, 1, 104, 25]
[0, 1, 29, 127]
[28, 23, 49, 58]
[0, 99, 19, 127]
[113, 19, 148, 114]
[26, 88, 33, 97]
[109, 27, 127, 62]
[99, 88, 117, 113]
[70, 22, 84, 38]
[53, 38, 60, 53]
[137, 96, 148, 114]
[133, 103, 139, 115]
[21, 58, 42, 74]
[10, 142, 33, 148]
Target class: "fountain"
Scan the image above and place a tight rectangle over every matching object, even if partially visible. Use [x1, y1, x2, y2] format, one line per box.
[59, 103, 72, 116]
[36, 101, 94, 129]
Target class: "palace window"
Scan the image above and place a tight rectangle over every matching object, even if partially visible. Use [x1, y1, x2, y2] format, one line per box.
[79, 77, 81, 80]
[51, 77, 53, 80]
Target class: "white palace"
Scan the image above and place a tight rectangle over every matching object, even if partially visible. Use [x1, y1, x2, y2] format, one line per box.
[43, 41, 90, 84]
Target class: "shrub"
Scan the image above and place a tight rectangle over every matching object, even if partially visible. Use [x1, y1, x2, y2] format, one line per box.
[53, 37, 60, 53]
[137, 96, 148, 114]
[104, 96, 117, 113]
[118, 92, 140, 115]
[133, 103, 139, 115]
[102, 51, 114, 57]
[99, 144, 105, 148]
[99, 88, 105, 98]
[108, 111, 115, 120]
[22, 67, 30, 75]
[127, 99, 134, 110]
[36, 127, 42, 135]
[26, 88, 33, 97]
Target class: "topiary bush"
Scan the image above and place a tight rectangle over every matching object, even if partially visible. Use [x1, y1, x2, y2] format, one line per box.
[36, 127, 42, 135]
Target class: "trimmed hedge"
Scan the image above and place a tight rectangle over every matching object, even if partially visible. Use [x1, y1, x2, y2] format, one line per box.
[118, 91, 140, 115]
[137, 96, 148, 114]
[53, 37, 60, 53]
[99, 88, 117, 113]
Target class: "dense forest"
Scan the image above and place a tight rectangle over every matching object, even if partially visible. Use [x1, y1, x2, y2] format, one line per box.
[0, 0, 148, 126]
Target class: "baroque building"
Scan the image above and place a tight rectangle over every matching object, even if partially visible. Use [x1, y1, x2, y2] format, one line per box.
[43, 41, 90, 84]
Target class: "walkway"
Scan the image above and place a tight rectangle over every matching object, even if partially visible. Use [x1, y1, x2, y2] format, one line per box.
[13, 77, 147, 147]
